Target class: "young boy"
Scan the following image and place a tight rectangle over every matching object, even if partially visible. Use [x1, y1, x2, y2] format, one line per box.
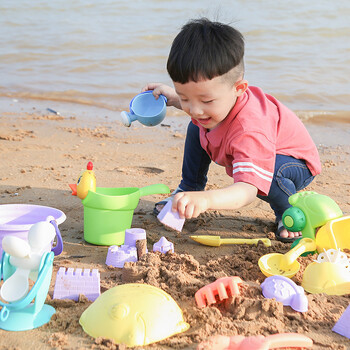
[142, 18, 321, 243]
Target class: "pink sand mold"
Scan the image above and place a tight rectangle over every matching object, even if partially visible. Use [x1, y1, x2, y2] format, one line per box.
[153, 236, 174, 254]
[124, 228, 148, 253]
[198, 333, 313, 350]
[53, 267, 100, 302]
[195, 276, 243, 308]
[261, 275, 308, 313]
[332, 304, 350, 339]
[157, 200, 185, 232]
[105, 245, 138, 268]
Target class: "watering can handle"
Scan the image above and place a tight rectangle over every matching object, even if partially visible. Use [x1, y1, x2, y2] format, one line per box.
[139, 184, 170, 197]
[50, 220, 63, 256]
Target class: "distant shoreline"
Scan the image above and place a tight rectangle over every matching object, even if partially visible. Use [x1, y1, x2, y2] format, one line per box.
[1, 93, 350, 155]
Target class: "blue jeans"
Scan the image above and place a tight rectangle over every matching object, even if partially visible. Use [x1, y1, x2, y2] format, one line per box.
[179, 121, 315, 221]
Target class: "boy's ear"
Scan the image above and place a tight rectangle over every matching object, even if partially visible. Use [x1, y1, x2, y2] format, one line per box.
[234, 79, 248, 96]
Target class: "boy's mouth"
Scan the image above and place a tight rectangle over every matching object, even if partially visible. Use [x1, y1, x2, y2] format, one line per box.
[197, 117, 211, 125]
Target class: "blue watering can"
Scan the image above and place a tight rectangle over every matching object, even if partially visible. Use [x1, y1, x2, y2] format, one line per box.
[121, 91, 167, 127]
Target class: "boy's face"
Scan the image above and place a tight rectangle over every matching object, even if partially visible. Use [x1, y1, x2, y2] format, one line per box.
[174, 75, 247, 130]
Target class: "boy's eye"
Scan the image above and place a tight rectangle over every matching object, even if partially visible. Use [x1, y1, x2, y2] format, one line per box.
[203, 100, 214, 104]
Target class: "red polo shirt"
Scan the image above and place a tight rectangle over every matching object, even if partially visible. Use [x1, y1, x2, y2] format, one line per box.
[192, 86, 321, 196]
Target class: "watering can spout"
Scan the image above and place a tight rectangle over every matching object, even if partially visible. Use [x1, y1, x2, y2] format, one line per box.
[120, 111, 136, 127]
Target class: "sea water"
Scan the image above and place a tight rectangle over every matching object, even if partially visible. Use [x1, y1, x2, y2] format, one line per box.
[0, 0, 349, 121]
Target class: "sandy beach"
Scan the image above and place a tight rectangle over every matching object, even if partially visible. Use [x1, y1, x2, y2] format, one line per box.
[0, 98, 350, 350]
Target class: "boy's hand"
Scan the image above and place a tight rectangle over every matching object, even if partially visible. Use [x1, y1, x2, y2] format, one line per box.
[171, 183, 258, 220]
[142, 83, 182, 109]
[172, 191, 209, 219]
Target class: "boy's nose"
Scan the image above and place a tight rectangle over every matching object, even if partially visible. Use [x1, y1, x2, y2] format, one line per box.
[189, 104, 203, 117]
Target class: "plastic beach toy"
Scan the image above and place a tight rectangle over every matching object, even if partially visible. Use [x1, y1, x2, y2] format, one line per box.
[0, 204, 66, 257]
[0, 251, 55, 331]
[105, 245, 138, 267]
[157, 200, 185, 232]
[105, 228, 148, 267]
[79, 283, 189, 346]
[82, 184, 169, 245]
[69, 161, 96, 200]
[197, 333, 313, 350]
[190, 235, 271, 247]
[69, 162, 170, 246]
[302, 248, 350, 295]
[124, 228, 147, 246]
[282, 191, 343, 240]
[1, 220, 59, 302]
[261, 275, 308, 312]
[53, 267, 100, 301]
[195, 276, 243, 308]
[258, 238, 316, 278]
[121, 91, 167, 127]
[333, 304, 350, 339]
[153, 236, 174, 254]
[314, 215, 350, 253]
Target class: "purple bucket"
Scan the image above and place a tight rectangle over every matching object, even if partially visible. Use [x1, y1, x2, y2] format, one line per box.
[0, 204, 66, 256]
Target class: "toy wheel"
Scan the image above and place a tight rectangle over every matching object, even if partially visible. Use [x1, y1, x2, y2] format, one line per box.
[282, 207, 306, 232]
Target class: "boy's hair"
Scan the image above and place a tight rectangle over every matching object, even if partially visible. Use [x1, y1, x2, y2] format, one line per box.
[167, 18, 245, 84]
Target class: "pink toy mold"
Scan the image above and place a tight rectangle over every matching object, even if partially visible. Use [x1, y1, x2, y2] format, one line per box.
[157, 200, 185, 232]
[53, 267, 100, 301]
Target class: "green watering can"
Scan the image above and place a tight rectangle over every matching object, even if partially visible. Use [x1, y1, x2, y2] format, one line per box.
[81, 184, 170, 246]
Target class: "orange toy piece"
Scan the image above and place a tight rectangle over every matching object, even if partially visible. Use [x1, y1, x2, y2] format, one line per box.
[197, 333, 313, 350]
[195, 276, 243, 308]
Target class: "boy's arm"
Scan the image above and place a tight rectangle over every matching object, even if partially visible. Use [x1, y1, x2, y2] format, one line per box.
[172, 182, 258, 219]
[142, 83, 182, 109]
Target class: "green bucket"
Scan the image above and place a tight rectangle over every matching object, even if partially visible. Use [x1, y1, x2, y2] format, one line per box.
[81, 184, 169, 246]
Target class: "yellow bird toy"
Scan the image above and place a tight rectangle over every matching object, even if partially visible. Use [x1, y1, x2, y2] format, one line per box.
[69, 161, 96, 199]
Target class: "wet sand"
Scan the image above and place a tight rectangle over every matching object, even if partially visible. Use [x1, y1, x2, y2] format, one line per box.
[0, 98, 349, 349]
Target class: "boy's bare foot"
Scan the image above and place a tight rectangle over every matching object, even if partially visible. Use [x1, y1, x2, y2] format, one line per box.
[278, 227, 302, 239]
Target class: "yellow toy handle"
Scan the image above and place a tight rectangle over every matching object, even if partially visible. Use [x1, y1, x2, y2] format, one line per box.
[279, 238, 316, 271]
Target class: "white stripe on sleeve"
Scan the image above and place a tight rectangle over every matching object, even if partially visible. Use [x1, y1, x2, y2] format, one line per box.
[232, 162, 273, 182]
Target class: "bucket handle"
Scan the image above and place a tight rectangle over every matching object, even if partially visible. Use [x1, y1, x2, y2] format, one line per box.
[50, 220, 63, 256]
[138, 184, 170, 197]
